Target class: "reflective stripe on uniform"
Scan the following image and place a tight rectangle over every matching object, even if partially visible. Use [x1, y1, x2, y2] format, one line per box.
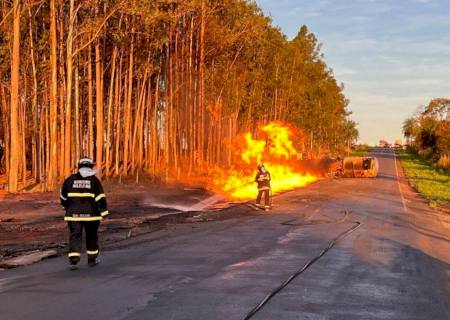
[95, 193, 106, 202]
[68, 192, 96, 198]
[79, 157, 93, 164]
[258, 187, 271, 191]
[68, 252, 81, 257]
[100, 210, 109, 217]
[64, 216, 102, 222]
[86, 250, 99, 255]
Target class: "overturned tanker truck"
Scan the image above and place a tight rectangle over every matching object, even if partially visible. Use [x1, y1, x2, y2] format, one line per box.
[341, 156, 379, 178]
[299, 156, 379, 178]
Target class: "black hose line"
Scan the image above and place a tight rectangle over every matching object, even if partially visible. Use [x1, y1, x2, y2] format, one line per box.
[242, 211, 362, 320]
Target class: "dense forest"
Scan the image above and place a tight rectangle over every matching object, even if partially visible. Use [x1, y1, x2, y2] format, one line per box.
[0, 0, 358, 192]
[403, 98, 450, 169]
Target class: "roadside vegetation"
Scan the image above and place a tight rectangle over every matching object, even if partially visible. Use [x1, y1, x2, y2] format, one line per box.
[403, 98, 450, 170]
[399, 150, 450, 206]
[401, 98, 450, 206]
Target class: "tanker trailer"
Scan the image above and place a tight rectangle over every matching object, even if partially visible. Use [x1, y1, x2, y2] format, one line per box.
[342, 156, 379, 178]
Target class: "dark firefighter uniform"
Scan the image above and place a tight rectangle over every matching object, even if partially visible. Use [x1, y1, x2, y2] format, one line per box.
[60, 157, 109, 268]
[255, 164, 271, 210]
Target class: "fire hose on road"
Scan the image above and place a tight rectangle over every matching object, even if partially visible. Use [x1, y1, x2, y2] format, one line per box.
[242, 211, 362, 320]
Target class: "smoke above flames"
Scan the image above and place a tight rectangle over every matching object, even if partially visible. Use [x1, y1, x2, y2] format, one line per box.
[211, 122, 317, 200]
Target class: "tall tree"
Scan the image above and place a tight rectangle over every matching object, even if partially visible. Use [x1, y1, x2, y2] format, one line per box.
[48, 0, 59, 190]
[64, 0, 76, 176]
[8, 0, 21, 192]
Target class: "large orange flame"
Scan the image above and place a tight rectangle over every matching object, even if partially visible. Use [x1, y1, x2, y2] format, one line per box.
[212, 122, 317, 200]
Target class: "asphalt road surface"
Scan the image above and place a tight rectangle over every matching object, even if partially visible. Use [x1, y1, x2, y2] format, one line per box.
[1, 149, 449, 320]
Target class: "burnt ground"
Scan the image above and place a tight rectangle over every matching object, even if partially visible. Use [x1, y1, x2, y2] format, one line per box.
[0, 183, 257, 263]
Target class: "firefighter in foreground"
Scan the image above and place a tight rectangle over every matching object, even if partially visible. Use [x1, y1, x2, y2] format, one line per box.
[255, 163, 271, 211]
[60, 157, 109, 270]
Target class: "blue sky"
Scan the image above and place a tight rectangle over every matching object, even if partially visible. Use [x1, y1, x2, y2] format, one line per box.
[256, 0, 450, 144]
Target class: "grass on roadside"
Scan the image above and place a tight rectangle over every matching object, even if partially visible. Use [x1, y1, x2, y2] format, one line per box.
[398, 151, 450, 206]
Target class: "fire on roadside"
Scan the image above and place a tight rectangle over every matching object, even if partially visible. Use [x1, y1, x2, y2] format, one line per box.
[211, 122, 317, 200]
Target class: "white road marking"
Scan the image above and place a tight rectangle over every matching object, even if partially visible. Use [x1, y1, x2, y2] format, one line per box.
[393, 152, 408, 213]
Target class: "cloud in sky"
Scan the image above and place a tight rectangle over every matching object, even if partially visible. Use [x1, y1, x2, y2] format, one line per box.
[256, 0, 450, 144]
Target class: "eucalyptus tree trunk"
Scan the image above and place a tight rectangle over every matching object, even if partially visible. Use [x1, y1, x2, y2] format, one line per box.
[64, 0, 75, 176]
[105, 47, 117, 176]
[0, 84, 9, 180]
[8, 0, 20, 192]
[48, 0, 58, 190]
[123, 23, 135, 175]
[74, 58, 80, 164]
[88, 44, 94, 158]
[58, 14, 66, 180]
[199, 0, 206, 164]
[95, 36, 104, 169]
[28, 8, 40, 184]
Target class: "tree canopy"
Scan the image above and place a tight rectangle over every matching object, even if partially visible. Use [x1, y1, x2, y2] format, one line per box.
[0, 0, 357, 191]
[403, 98, 450, 168]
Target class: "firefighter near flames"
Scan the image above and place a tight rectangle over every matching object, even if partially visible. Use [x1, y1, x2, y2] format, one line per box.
[211, 122, 317, 201]
[255, 164, 271, 211]
[60, 157, 109, 270]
